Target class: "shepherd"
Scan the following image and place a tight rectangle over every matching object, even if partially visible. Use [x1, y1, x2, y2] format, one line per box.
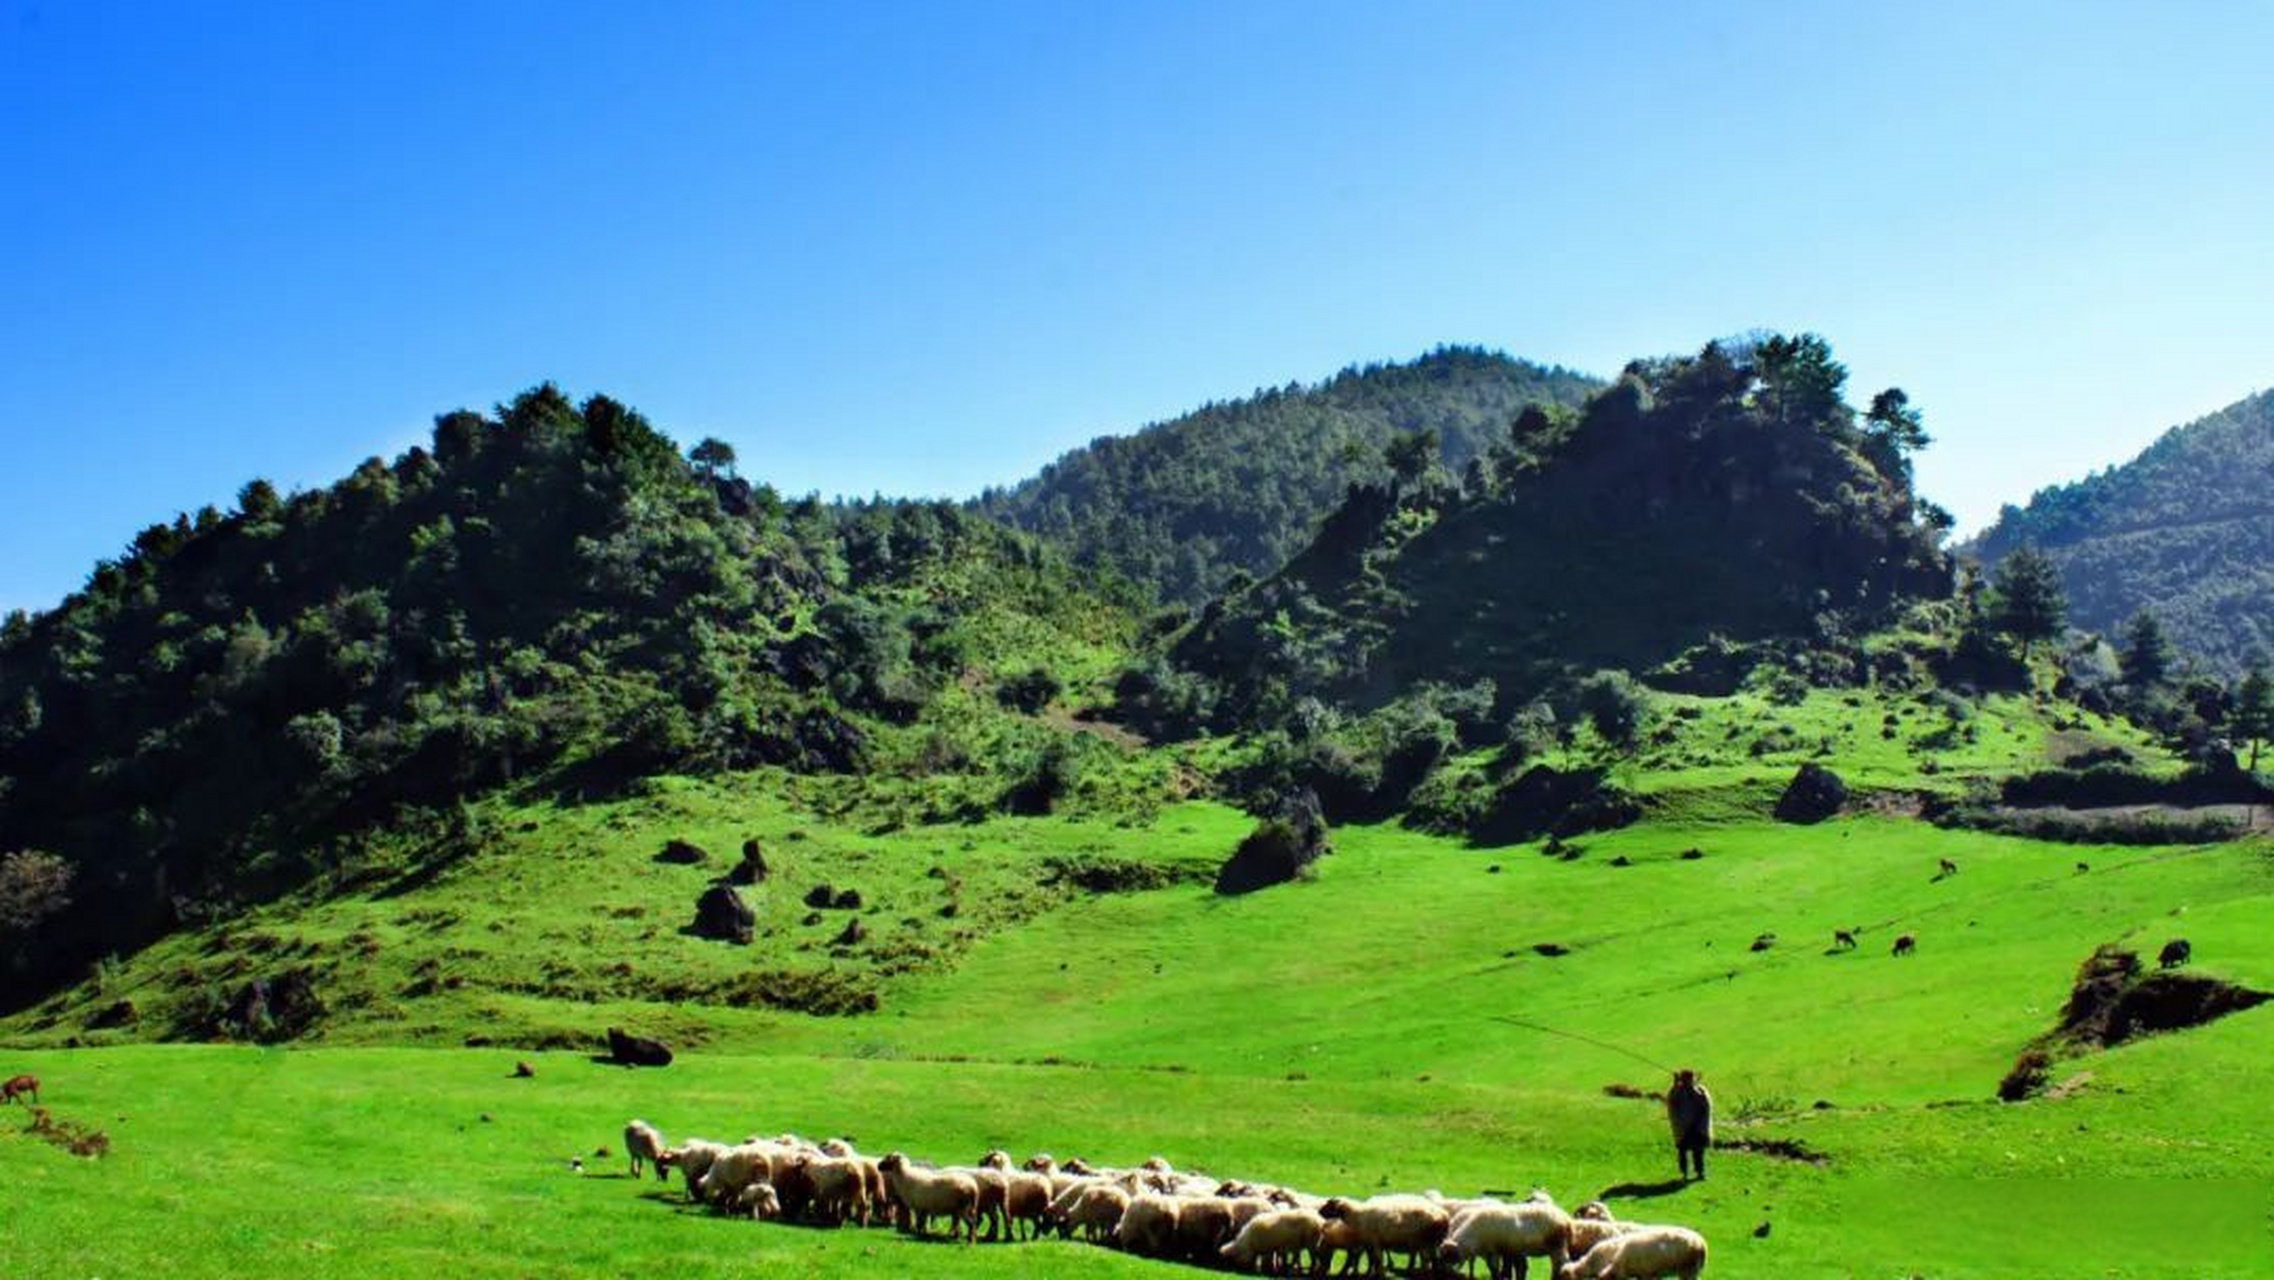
[1666, 1068, 1712, 1181]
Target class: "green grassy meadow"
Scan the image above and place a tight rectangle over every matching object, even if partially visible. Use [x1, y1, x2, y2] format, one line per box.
[6, 772, 2271, 1277]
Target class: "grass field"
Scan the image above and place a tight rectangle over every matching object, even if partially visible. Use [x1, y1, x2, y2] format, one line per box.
[6, 783, 2271, 1277]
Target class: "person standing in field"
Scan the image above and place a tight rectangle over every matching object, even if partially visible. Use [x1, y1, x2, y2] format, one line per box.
[1666, 1068, 1712, 1180]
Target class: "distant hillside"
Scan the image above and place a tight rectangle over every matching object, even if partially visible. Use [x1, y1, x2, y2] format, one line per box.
[1973, 389, 2272, 673]
[976, 347, 1599, 603]
[0, 387, 1138, 1008]
[1163, 335, 1954, 726]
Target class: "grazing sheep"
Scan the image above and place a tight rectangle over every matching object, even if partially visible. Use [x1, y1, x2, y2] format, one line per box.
[698, 1142, 789, 1213]
[1176, 1195, 1274, 1263]
[2159, 938, 2192, 969]
[732, 1179, 782, 1221]
[1891, 933, 1917, 957]
[877, 1151, 979, 1241]
[2076, 861, 2090, 874]
[1000, 1168, 1055, 1240]
[821, 1139, 892, 1224]
[1058, 1182, 1132, 1243]
[1317, 1218, 1367, 1276]
[658, 1139, 729, 1202]
[961, 1166, 1015, 1241]
[1937, 857, 1958, 878]
[1024, 1153, 1089, 1199]
[1567, 1213, 1640, 1259]
[1221, 1207, 1326, 1274]
[1318, 1194, 1452, 1276]
[1, 1074, 39, 1106]
[1439, 1201, 1572, 1280]
[623, 1119, 669, 1182]
[1115, 1192, 1185, 1258]
[795, 1154, 873, 1226]
[1555, 1225, 1707, 1280]
[1832, 929, 1857, 951]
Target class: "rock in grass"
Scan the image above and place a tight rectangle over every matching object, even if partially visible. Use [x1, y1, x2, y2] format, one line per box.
[1773, 763, 1848, 824]
[691, 884, 755, 944]
[605, 1027, 673, 1067]
[725, 839, 769, 885]
[655, 839, 709, 865]
[1214, 788, 1330, 896]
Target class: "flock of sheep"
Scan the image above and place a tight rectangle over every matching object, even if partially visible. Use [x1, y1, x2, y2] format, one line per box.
[621, 1120, 1709, 1279]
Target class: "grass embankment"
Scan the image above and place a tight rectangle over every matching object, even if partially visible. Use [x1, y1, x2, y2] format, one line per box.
[6, 790, 2270, 1277]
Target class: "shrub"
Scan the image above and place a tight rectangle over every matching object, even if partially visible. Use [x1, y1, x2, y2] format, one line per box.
[996, 667, 1062, 714]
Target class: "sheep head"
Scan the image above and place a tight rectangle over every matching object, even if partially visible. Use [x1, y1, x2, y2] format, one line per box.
[1318, 1197, 1354, 1220]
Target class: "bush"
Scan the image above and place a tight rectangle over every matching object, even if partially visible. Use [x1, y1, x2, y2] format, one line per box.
[996, 667, 1063, 714]
[1575, 670, 1650, 753]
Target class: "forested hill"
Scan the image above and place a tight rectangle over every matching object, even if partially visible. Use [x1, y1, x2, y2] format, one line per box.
[975, 347, 1599, 603]
[1973, 388, 2272, 673]
[0, 386, 1136, 1005]
[1159, 335, 1954, 729]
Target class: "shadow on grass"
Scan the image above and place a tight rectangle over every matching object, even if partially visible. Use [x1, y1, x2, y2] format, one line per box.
[1598, 1178, 1689, 1201]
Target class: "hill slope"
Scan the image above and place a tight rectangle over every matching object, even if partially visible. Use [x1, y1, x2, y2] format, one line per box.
[0, 387, 1143, 1009]
[1973, 388, 2273, 672]
[976, 347, 1599, 604]
[1168, 336, 1952, 725]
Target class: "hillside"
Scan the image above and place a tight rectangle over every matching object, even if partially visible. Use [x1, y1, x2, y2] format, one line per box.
[975, 347, 1599, 604]
[1163, 335, 1953, 730]
[1973, 388, 2273, 673]
[6, 784, 2268, 1278]
[0, 387, 1143, 1010]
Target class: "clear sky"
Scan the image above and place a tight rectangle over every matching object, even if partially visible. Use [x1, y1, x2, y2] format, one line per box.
[4, 0, 2269, 616]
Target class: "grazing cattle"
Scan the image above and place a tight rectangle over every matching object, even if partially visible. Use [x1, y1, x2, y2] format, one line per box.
[1891, 934, 1917, 957]
[1832, 929, 1857, 951]
[1, 1074, 38, 1105]
[2158, 938, 2192, 969]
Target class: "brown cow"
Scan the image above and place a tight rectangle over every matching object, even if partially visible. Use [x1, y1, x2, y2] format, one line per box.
[1891, 934, 1917, 957]
[1, 1074, 38, 1105]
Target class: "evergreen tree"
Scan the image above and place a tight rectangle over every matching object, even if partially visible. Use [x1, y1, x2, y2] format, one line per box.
[1993, 546, 2068, 660]
[2233, 664, 2273, 772]
[1384, 429, 1440, 493]
[690, 437, 739, 479]
[2119, 611, 2175, 687]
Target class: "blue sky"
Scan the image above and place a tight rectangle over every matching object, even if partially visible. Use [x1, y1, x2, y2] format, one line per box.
[4, 0, 2269, 616]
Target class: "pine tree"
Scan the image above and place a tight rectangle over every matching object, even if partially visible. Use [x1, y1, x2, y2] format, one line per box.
[1993, 546, 2068, 661]
[2233, 664, 2273, 773]
[2119, 611, 2175, 687]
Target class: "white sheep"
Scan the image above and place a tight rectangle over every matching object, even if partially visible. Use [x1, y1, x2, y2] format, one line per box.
[623, 1120, 668, 1182]
[796, 1153, 873, 1226]
[1556, 1226, 1708, 1280]
[1221, 1206, 1326, 1273]
[1174, 1195, 1272, 1262]
[1567, 1210, 1640, 1259]
[1438, 1200, 1573, 1279]
[657, 1139, 729, 1202]
[1058, 1182, 1131, 1243]
[732, 1179, 782, 1221]
[877, 1151, 979, 1241]
[1115, 1191, 1184, 1257]
[1319, 1194, 1452, 1276]
[696, 1141, 784, 1213]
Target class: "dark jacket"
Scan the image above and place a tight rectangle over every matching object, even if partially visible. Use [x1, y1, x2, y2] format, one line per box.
[1666, 1081, 1712, 1145]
